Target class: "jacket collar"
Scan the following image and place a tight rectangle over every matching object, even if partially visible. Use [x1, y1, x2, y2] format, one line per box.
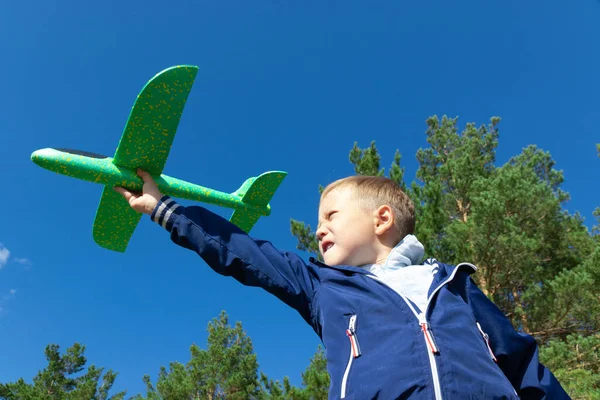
[310, 257, 373, 275]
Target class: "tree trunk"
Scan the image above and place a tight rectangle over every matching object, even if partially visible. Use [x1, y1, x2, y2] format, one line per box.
[512, 289, 530, 333]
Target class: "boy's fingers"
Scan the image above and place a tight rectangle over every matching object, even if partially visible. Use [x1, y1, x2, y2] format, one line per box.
[114, 186, 135, 201]
[137, 168, 152, 181]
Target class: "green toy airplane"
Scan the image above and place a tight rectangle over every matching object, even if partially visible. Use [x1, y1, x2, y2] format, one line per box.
[31, 65, 287, 252]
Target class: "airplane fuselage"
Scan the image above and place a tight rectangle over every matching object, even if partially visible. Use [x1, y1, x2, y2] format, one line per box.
[31, 148, 271, 216]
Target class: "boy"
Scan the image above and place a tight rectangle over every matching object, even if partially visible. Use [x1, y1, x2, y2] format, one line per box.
[115, 169, 569, 399]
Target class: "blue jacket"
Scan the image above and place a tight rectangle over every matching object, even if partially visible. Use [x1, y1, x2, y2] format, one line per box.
[151, 197, 570, 399]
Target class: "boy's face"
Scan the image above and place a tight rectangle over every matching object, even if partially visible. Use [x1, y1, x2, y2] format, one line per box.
[316, 187, 379, 266]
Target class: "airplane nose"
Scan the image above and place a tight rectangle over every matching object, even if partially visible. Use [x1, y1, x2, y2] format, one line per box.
[30, 148, 56, 166]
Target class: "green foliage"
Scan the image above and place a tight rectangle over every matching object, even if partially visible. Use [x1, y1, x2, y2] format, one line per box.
[349, 141, 385, 177]
[540, 333, 600, 399]
[132, 311, 329, 400]
[2, 311, 330, 400]
[0, 343, 125, 400]
[412, 115, 501, 259]
[594, 144, 600, 237]
[290, 115, 600, 398]
[297, 345, 329, 400]
[133, 310, 260, 400]
[258, 345, 329, 400]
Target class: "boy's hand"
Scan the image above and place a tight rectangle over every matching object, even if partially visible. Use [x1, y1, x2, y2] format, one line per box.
[114, 169, 163, 215]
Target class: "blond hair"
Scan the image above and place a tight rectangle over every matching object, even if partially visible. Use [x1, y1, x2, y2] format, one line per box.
[321, 175, 415, 241]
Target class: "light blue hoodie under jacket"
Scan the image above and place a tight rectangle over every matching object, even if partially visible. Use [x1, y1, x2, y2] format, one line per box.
[151, 196, 570, 400]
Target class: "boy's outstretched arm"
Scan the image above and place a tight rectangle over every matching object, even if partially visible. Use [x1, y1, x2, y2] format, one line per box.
[114, 170, 321, 331]
[467, 278, 571, 399]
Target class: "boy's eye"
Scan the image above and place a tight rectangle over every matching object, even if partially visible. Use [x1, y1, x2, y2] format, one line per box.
[328, 211, 337, 219]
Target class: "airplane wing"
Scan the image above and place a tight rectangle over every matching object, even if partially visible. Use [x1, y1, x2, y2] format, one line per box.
[112, 65, 199, 174]
[92, 65, 198, 252]
[93, 186, 142, 252]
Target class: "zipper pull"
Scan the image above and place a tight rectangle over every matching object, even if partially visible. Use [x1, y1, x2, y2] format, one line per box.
[419, 314, 439, 354]
[346, 315, 361, 358]
[477, 322, 497, 362]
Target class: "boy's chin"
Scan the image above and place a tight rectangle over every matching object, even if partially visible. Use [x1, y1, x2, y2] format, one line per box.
[324, 255, 360, 267]
[322, 254, 341, 266]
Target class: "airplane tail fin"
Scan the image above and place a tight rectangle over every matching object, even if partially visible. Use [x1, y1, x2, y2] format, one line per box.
[229, 171, 287, 233]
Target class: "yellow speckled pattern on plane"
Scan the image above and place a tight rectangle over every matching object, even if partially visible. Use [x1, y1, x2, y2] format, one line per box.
[229, 171, 288, 231]
[93, 186, 143, 252]
[94, 65, 198, 252]
[112, 65, 199, 174]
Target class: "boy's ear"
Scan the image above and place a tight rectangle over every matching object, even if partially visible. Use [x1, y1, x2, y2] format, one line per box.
[373, 205, 394, 236]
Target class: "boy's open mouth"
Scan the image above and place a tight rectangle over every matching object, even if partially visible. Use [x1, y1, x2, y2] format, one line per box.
[322, 241, 334, 253]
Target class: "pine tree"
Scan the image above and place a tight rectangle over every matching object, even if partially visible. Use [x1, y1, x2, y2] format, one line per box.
[258, 345, 329, 400]
[133, 311, 261, 400]
[0, 343, 126, 400]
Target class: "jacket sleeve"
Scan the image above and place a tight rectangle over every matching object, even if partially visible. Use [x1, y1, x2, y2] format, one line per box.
[151, 196, 321, 329]
[467, 278, 571, 399]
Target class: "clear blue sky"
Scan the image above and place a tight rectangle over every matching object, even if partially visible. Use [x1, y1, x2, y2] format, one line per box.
[1, 0, 598, 396]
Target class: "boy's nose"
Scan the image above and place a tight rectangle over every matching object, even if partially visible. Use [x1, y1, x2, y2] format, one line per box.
[316, 226, 326, 241]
